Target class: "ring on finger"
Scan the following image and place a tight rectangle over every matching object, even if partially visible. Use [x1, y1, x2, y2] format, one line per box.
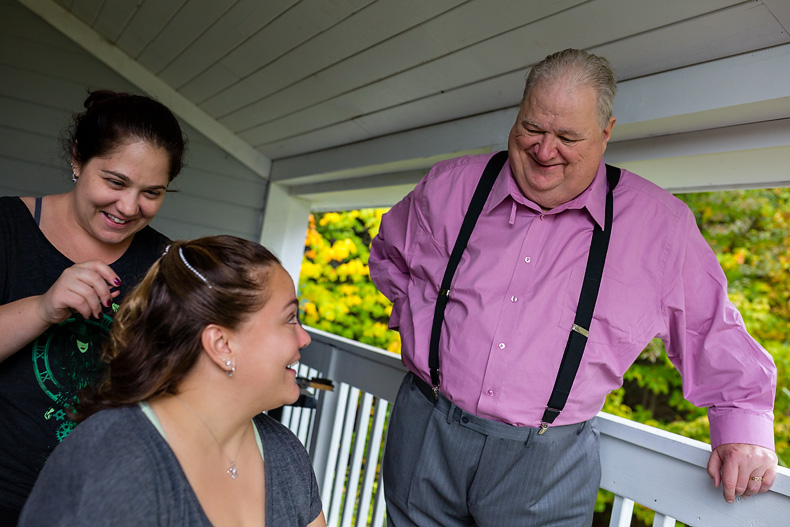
[750, 476, 763, 481]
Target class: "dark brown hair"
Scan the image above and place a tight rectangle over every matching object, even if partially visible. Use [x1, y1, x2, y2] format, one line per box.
[66, 90, 187, 181]
[76, 235, 281, 420]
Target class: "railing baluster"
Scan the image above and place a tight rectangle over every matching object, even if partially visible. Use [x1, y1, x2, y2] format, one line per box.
[652, 512, 676, 527]
[287, 364, 308, 442]
[301, 366, 320, 447]
[372, 466, 387, 527]
[610, 495, 634, 527]
[322, 382, 350, 521]
[328, 387, 361, 527]
[356, 398, 388, 527]
[280, 405, 294, 431]
[297, 404, 312, 444]
[304, 347, 339, 496]
[290, 406, 302, 435]
[341, 392, 373, 527]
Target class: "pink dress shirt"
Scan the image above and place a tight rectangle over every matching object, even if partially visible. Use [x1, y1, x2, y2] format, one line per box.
[369, 152, 776, 450]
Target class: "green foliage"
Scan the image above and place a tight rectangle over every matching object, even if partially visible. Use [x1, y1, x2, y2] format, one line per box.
[299, 210, 401, 354]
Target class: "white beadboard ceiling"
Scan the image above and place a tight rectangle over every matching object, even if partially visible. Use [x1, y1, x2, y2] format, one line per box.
[20, 0, 790, 204]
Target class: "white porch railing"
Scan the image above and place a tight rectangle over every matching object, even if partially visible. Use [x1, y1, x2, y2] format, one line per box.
[279, 327, 790, 527]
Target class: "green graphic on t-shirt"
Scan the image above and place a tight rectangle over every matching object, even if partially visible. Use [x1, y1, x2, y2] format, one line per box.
[32, 313, 114, 442]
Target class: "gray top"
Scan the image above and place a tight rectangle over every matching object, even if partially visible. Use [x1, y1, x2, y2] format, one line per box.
[19, 405, 322, 526]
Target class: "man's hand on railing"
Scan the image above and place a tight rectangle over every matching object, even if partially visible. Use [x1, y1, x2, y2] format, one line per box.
[707, 443, 778, 503]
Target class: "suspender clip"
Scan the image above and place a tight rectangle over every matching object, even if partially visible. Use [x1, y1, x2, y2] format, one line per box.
[538, 423, 549, 435]
[430, 368, 441, 401]
[571, 324, 589, 337]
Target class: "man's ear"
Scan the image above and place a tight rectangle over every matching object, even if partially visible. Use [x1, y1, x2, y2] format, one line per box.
[602, 116, 616, 146]
[200, 324, 235, 375]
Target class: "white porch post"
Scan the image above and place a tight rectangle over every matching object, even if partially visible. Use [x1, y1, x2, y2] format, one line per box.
[259, 182, 311, 285]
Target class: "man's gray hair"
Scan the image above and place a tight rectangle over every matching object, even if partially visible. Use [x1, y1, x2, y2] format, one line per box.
[523, 49, 617, 130]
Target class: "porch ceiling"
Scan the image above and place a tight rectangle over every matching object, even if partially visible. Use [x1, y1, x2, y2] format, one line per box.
[21, 0, 790, 208]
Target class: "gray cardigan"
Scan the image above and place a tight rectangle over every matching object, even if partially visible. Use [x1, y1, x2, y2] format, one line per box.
[20, 405, 322, 526]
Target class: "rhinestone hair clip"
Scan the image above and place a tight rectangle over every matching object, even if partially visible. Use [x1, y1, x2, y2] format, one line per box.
[179, 246, 213, 289]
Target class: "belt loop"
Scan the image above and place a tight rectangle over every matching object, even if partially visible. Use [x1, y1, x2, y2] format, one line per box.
[446, 403, 454, 424]
[524, 427, 534, 448]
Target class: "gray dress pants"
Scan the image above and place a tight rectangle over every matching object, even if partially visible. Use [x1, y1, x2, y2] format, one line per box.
[383, 373, 601, 527]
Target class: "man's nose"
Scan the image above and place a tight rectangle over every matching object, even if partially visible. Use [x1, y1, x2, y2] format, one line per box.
[534, 136, 557, 161]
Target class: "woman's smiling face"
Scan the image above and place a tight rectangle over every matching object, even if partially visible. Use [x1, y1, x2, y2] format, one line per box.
[72, 140, 170, 246]
[228, 266, 312, 410]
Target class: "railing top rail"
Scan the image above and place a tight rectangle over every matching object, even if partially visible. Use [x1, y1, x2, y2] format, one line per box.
[596, 412, 790, 497]
[301, 327, 406, 401]
[305, 326, 402, 363]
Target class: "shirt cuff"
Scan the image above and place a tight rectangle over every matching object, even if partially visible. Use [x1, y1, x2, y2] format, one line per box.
[708, 408, 775, 450]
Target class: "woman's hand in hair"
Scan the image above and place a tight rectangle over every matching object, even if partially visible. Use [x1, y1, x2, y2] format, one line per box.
[0, 261, 121, 362]
[37, 261, 121, 323]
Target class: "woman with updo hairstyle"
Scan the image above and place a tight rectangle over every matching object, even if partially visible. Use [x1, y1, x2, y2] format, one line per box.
[19, 236, 326, 527]
[0, 90, 186, 522]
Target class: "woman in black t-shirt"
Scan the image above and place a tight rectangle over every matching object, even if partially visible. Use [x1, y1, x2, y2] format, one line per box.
[0, 90, 186, 523]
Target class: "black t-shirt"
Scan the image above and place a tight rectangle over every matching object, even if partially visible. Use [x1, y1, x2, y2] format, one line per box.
[0, 196, 169, 511]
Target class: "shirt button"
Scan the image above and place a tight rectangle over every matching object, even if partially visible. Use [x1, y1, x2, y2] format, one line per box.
[498, 342, 505, 349]
[487, 389, 494, 396]
[510, 296, 518, 302]
[524, 256, 531, 263]
[540, 214, 545, 221]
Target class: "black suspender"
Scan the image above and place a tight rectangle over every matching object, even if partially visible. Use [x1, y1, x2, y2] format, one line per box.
[540, 162, 620, 431]
[427, 151, 621, 432]
[429, 150, 508, 397]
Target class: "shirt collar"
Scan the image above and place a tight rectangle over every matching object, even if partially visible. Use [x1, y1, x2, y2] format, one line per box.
[485, 159, 518, 213]
[486, 158, 608, 229]
[567, 160, 608, 229]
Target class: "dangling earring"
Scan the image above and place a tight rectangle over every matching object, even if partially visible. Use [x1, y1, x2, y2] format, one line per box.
[225, 359, 235, 378]
[71, 162, 77, 183]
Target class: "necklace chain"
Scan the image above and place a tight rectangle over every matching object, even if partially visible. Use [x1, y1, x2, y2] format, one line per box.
[174, 394, 248, 480]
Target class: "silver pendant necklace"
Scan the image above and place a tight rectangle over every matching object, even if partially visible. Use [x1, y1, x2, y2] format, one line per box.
[174, 394, 249, 480]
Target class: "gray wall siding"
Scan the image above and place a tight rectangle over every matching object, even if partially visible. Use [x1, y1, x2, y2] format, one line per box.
[0, 0, 267, 242]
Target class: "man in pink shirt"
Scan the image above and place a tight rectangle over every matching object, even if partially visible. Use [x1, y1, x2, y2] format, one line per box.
[369, 49, 777, 526]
